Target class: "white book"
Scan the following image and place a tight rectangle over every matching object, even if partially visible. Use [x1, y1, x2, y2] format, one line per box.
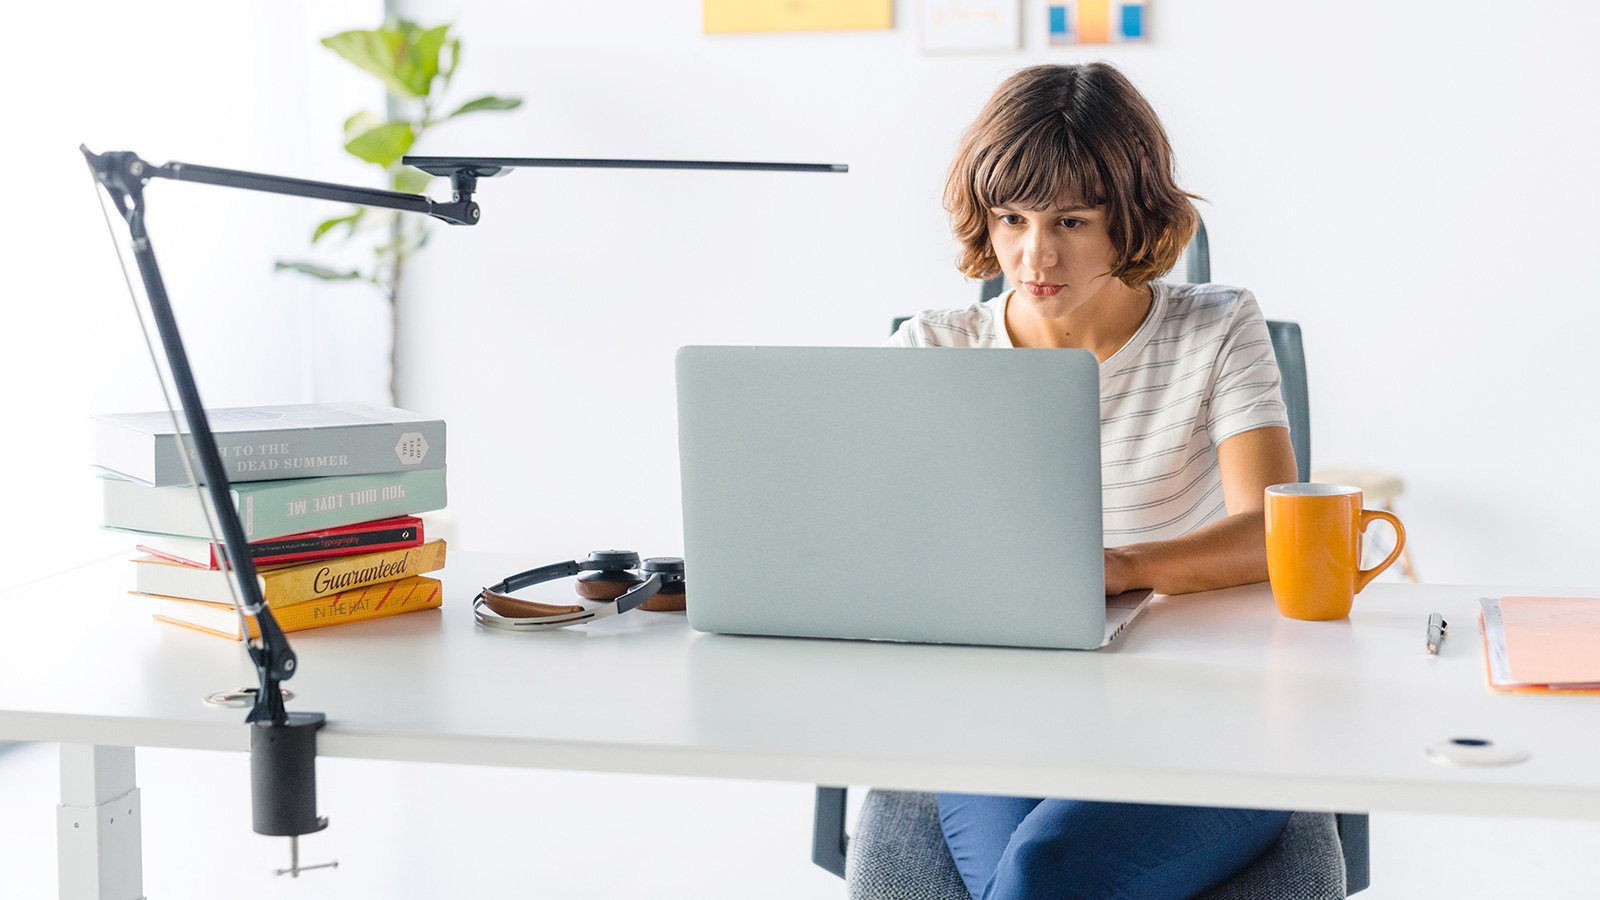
[92, 401, 445, 486]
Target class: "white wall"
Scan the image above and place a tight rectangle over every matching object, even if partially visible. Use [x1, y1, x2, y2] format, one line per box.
[7, 7, 1599, 895]
[5, 1, 385, 587]
[390, 0, 1600, 586]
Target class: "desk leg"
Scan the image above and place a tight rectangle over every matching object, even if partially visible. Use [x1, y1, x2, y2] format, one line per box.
[57, 744, 144, 900]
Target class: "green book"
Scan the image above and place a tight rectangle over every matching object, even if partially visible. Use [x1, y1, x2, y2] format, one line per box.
[102, 468, 448, 542]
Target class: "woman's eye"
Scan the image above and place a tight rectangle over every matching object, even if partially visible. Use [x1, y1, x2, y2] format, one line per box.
[1060, 217, 1084, 229]
[998, 214, 1023, 226]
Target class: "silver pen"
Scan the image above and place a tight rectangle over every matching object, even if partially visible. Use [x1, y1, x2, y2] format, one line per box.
[1426, 612, 1448, 654]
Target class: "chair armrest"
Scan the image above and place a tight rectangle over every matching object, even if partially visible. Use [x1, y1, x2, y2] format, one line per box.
[813, 785, 848, 877]
[1336, 813, 1369, 894]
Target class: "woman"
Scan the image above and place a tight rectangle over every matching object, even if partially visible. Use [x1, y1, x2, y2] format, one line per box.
[888, 63, 1299, 899]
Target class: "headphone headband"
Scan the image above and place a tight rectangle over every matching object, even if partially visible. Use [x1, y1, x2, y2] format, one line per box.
[475, 551, 684, 632]
[488, 550, 644, 595]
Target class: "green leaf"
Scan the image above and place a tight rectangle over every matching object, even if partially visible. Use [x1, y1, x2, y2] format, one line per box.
[344, 122, 416, 167]
[393, 22, 451, 97]
[321, 28, 419, 99]
[392, 166, 434, 195]
[310, 208, 365, 244]
[343, 110, 383, 141]
[274, 261, 364, 281]
[372, 231, 409, 256]
[446, 95, 523, 119]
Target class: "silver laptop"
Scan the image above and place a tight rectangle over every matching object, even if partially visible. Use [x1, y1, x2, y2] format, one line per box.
[675, 346, 1153, 650]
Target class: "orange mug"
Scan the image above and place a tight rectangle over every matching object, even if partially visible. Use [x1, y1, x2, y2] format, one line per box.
[1264, 483, 1406, 620]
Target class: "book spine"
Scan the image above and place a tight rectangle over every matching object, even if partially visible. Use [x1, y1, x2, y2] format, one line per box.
[229, 517, 425, 567]
[242, 469, 446, 541]
[148, 420, 446, 486]
[152, 575, 444, 639]
[131, 517, 425, 569]
[256, 540, 446, 606]
[255, 575, 443, 636]
[107, 468, 448, 541]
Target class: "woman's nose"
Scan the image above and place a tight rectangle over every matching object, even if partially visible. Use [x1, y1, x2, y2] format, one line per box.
[1020, 227, 1057, 272]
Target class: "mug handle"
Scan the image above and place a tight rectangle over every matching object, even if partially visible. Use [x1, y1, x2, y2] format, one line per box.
[1354, 509, 1407, 593]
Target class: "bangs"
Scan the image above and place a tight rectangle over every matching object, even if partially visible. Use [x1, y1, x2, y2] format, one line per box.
[970, 117, 1106, 211]
[944, 63, 1198, 284]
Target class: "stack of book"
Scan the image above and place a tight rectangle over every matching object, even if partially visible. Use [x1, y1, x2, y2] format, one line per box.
[92, 402, 449, 639]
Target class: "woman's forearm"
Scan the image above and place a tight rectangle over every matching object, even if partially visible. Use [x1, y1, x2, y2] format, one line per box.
[1106, 510, 1269, 596]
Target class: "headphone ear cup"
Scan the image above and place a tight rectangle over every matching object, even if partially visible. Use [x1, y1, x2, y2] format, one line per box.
[638, 557, 686, 611]
[576, 569, 644, 600]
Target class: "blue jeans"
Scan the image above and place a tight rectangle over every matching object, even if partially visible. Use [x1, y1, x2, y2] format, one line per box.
[937, 793, 1291, 900]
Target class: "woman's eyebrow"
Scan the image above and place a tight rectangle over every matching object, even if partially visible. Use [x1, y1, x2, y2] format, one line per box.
[988, 204, 1098, 212]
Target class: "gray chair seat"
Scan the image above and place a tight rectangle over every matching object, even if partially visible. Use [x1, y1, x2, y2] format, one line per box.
[845, 789, 1346, 900]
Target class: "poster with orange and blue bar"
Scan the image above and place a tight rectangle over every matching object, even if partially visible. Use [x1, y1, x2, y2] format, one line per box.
[1049, 1, 1148, 45]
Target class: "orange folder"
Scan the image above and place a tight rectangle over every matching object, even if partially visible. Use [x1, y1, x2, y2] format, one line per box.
[1479, 613, 1600, 695]
[1498, 596, 1600, 686]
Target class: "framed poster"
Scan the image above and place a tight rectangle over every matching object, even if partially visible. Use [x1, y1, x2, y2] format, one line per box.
[704, 0, 894, 34]
[921, 0, 1022, 53]
[1048, 1, 1148, 45]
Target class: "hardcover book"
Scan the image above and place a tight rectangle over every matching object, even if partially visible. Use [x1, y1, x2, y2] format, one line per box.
[92, 401, 445, 486]
[148, 575, 444, 640]
[101, 468, 448, 542]
[133, 539, 446, 607]
[132, 515, 425, 569]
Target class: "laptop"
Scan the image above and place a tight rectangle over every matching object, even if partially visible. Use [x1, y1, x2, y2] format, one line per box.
[674, 346, 1153, 650]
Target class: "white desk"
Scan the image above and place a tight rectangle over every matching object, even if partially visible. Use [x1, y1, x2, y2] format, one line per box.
[3, 552, 1599, 898]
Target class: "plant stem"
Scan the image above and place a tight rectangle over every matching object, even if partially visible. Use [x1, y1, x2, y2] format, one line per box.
[387, 211, 405, 405]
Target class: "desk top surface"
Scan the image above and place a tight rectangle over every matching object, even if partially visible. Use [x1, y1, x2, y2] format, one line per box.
[2, 552, 1597, 820]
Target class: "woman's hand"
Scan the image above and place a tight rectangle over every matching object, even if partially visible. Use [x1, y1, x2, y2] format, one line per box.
[1104, 546, 1138, 596]
[1100, 428, 1297, 597]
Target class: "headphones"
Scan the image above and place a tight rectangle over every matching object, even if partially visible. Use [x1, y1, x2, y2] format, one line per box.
[474, 550, 686, 631]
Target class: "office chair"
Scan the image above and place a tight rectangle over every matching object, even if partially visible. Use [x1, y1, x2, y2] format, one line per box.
[811, 218, 1370, 898]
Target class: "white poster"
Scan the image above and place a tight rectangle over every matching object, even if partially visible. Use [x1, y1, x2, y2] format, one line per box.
[920, 0, 1022, 53]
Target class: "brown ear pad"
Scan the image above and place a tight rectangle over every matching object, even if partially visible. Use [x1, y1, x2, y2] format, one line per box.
[576, 571, 687, 611]
[576, 570, 643, 600]
[639, 585, 687, 612]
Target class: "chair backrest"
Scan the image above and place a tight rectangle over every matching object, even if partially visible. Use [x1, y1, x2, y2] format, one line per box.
[855, 223, 1363, 895]
[1265, 321, 1310, 483]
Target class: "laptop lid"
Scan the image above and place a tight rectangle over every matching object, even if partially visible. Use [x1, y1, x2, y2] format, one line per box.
[676, 346, 1125, 650]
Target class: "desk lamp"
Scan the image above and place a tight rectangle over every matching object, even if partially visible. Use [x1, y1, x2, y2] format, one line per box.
[81, 146, 845, 875]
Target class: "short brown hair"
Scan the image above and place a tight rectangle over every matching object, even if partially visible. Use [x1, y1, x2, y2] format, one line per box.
[944, 63, 1199, 285]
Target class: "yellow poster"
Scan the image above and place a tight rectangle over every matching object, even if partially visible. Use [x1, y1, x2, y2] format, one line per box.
[704, 0, 894, 34]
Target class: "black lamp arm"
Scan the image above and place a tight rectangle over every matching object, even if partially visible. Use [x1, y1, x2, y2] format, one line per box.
[79, 143, 845, 857]
[82, 146, 305, 727]
[134, 154, 481, 225]
[79, 144, 846, 720]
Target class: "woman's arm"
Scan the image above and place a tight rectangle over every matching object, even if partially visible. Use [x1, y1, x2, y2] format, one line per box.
[1104, 426, 1298, 596]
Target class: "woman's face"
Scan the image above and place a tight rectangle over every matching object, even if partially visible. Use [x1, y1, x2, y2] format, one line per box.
[987, 200, 1124, 319]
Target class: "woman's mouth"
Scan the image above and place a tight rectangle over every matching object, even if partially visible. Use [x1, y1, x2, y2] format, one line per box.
[1022, 282, 1063, 297]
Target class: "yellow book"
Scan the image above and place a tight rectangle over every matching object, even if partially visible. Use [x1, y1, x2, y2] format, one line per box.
[151, 575, 444, 640]
[133, 540, 445, 607]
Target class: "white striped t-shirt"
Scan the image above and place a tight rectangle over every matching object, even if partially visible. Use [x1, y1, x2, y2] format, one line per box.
[886, 283, 1289, 545]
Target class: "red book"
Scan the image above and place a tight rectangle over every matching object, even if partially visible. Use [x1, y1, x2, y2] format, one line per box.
[132, 516, 425, 570]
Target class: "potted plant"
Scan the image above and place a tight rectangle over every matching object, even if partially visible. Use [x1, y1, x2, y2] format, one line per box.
[277, 18, 521, 402]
